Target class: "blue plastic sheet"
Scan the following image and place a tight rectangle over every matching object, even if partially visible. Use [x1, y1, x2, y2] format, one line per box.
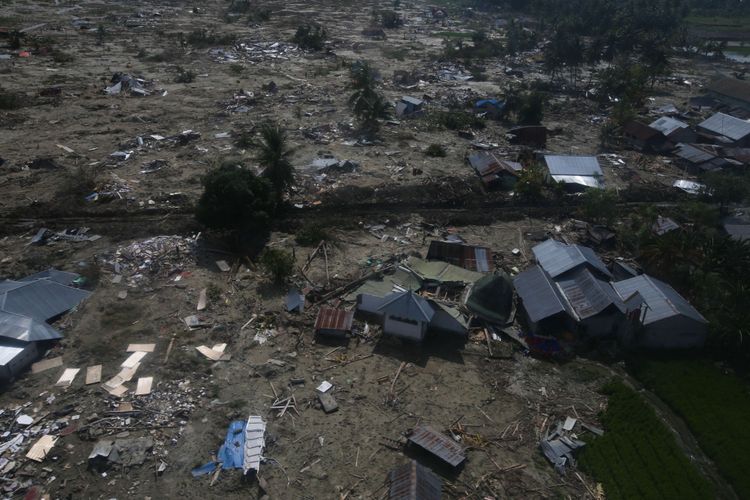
[191, 462, 218, 477]
[217, 420, 246, 470]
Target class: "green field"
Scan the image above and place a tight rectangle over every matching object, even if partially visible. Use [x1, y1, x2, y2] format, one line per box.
[633, 360, 750, 499]
[579, 381, 713, 500]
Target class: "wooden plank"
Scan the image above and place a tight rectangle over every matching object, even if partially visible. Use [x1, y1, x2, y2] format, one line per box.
[55, 368, 80, 387]
[126, 343, 156, 353]
[31, 357, 63, 374]
[121, 351, 148, 368]
[85, 365, 102, 385]
[135, 376, 153, 396]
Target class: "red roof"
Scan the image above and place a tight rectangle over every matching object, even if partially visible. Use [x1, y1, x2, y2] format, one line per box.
[314, 308, 354, 332]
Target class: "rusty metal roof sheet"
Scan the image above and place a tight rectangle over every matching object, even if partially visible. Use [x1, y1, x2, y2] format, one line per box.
[408, 426, 465, 467]
[314, 307, 354, 332]
[389, 460, 442, 500]
[426, 240, 491, 272]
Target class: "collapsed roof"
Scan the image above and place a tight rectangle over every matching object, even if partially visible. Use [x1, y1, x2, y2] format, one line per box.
[532, 239, 611, 279]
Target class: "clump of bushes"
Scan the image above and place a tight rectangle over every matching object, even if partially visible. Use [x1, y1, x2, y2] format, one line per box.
[295, 224, 332, 246]
[424, 144, 447, 157]
[174, 66, 195, 83]
[374, 9, 402, 28]
[0, 87, 23, 110]
[431, 110, 485, 130]
[260, 248, 295, 283]
[186, 29, 236, 48]
[292, 23, 327, 51]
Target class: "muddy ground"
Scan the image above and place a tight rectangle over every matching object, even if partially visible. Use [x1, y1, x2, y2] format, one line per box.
[0, 0, 744, 498]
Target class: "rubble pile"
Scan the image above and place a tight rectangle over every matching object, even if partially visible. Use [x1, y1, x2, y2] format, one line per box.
[209, 41, 299, 64]
[100, 235, 199, 284]
[104, 73, 157, 97]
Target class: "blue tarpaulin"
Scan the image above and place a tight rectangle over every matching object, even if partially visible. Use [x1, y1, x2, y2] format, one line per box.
[475, 99, 505, 110]
[191, 420, 246, 477]
[218, 420, 246, 469]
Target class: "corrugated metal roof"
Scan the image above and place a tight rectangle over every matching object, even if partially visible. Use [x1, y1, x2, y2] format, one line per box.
[426, 240, 492, 272]
[612, 275, 707, 325]
[0, 279, 91, 322]
[673, 179, 705, 194]
[0, 311, 62, 342]
[513, 266, 570, 323]
[551, 175, 603, 189]
[467, 153, 522, 185]
[623, 121, 663, 141]
[378, 291, 434, 322]
[555, 268, 624, 320]
[408, 426, 465, 467]
[674, 143, 716, 164]
[0, 345, 26, 366]
[532, 239, 612, 279]
[402, 96, 423, 106]
[724, 223, 750, 241]
[652, 216, 680, 235]
[388, 461, 442, 500]
[345, 267, 422, 300]
[707, 77, 750, 105]
[20, 269, 79, 286]
[698, 112, 750, 141]
[314, 308, 354, 332]
[649, 116, 689, 136]
[544, 155, 603, 176]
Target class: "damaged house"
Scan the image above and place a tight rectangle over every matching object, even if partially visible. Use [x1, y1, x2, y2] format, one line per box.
[467, 152, 522, 190]
[705, 77, 750, 111]
[542, 155, 604, 191]
[513, 240, 642, 346]
[0, 269, 91, 380]
[426, 239, 492, 272]
[649, 116, 696, 144]
[621, 121, 672, 153]
[697, 112, 750, 147]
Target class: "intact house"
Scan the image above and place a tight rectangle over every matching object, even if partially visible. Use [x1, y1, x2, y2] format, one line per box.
[467, 152, 522, 190]
[542, 155, 604, 191]
[649, 116, 697, 144]
[621, 120, 672, 153]
[705, 77, 750, 112]
[613, 275, 708, 349]
[697, 112, 750, 147]
[0, 269, 91, 380]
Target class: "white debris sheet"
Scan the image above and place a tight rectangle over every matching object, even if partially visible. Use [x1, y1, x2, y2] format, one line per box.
[85, 365, 102, 385]
[26, 435, 58, 462]
[55, 368, 80, 387]
[243, 415, 266, 475]
[135, 376, 154, 396]
[122, 351, 148, 368]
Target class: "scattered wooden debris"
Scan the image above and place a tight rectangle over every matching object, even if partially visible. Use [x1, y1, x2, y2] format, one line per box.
[196, 344, 231, 361]
[26, 435, 58, 462]
[55, 368, 80, 387]
[31, 357, 63, 374]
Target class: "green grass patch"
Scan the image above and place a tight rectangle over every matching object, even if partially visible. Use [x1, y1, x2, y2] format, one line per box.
[579, 381, 713, 500]
[632, 359, 750, 498]
[726, 45, 750, 55]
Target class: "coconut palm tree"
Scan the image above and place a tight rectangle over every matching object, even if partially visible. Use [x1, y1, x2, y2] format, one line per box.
[255, 122, 294, 201]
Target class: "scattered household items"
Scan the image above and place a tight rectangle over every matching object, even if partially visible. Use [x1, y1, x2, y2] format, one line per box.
[31, 228, 101, 245]
[388, 460, 442, 500]
[542, 155, 604, 191]
[540, 417, 602, 475]
[99, 235, 199, 286]
[105, 72, 154, 96]
[406, 425, 465, 467]
[88, 436, 154, 469]
[209, 41, 299, 64]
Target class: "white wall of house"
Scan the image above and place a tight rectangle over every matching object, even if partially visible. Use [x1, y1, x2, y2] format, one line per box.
[0, 342, 39, 380]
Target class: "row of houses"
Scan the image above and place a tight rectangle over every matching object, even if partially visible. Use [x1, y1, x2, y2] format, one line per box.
[0, 269, 90, 380]
[314, 237, 706, 354]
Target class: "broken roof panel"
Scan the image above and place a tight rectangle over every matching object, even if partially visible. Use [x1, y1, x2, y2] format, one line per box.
[405, 257, 484, 285]
[314, 307, 354, 332]
[550, 175, 604, 189]
[698, 112, 750, 141]
[0, 310, 62, 342]
[345, 267, 422, 300]
[555, 268, 624, 320]
[513, 266, 570, 323]
[673, 179, 705, 195]
[544, 155, 603, 177]
[408, 426, 465, 467]
[532, 239, 611, 279]
[649, 116, 690, 136]
[674, 143, 716, 164]
[707, 77, 750, 105]
[0, 279, 91, 322]
[426, 240, 491, 272]
[613, 275, 707, 325]
[652, 216, 680, 236]
[388, 460, 442, 500]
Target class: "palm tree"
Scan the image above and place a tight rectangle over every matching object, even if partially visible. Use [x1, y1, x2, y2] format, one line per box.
[255, 122, 294, 201]
[349, 60, 390, 133]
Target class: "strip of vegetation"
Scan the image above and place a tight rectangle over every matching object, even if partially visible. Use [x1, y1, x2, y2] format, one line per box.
[631, 359, 750, 498]
[579, 381, 714, 499]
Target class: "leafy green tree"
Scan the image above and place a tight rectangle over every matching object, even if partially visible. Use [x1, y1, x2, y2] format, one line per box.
[581, 188, 619, 226]
[703, 171, 749, 213]
[515, 163, 546, 202]
[349, 60, 390, 133]
[260, 248, 295, 283]
[255, 122, 294, 201]
[196, 162, 276, 235]
[293, 23, 326, 51]
[517, 91, 544, 125]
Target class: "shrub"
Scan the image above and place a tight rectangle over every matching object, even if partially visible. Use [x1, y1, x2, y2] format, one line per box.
[174, 66, 195, 83]
[259, 248, 295, 283]
[432, 111, 485, 130]
[424, 144, 447, 157]
[293, 23, 326, 51]
[51, 50, 75, 63]
[295, 224, 331, 246]
[186, 29, 236, 48]
[0, 87, 22, 110]
[376, 9, 402, 28]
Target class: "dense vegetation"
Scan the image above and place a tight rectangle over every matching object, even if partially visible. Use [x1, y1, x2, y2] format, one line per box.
[579, 381, 713, 499]
[632, 359, 750, 498]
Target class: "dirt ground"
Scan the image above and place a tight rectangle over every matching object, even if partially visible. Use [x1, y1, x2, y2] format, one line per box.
[0, 0, 744, 498]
